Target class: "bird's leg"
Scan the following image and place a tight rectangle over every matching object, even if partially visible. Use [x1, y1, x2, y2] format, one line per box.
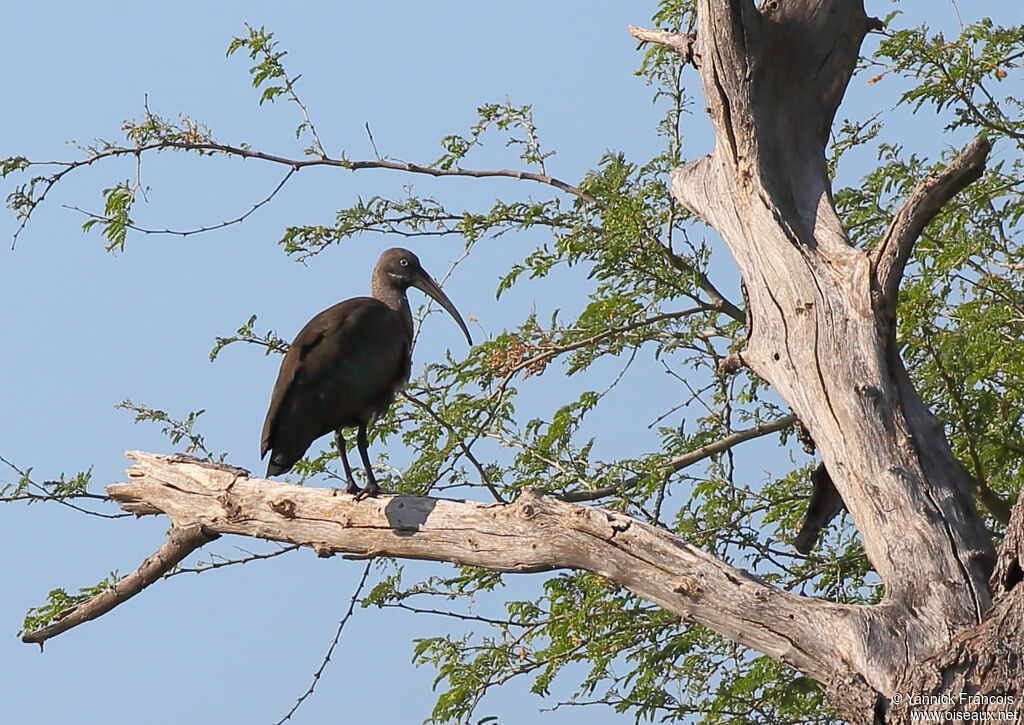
[334, 429, 361, 496]
[354, 421, 380, 500]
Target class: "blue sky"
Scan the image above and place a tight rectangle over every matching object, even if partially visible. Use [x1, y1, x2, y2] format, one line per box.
[0, 2, 1018, 724]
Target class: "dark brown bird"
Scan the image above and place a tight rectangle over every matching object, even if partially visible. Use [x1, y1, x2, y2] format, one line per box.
[260, 247, 472, 498]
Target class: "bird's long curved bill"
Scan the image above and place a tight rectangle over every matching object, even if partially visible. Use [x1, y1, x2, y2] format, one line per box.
[414, 274, 473, 346]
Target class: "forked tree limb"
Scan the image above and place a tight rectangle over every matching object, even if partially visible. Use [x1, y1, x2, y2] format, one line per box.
[637, 2, 996, 712]
[21, 522, 219, 646]
[871, 135, 992, 323]
[22, 450, 874, 695]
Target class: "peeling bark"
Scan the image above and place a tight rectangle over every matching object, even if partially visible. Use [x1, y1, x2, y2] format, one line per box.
[885, 503, 1024, 722]
[634, 0, 1011, 721]
[75, 451, 869, 689]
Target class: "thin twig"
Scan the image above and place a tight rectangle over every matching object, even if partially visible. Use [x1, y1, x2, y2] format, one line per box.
[503, 308, 709, 379]
[379, 601, 534, 628]
[63, 168, 295, 238]
[365, 122, 381, 160]
[0, 490, 130, 519]
[403, 392, 505, 503]
[559, 414, 797, 502]
[273, 562, 372, 725]
[11, 139, 598, 248]
[164, 543, 300, 578]
[281, 71, 326, 159]
[0, 454, 126, 519]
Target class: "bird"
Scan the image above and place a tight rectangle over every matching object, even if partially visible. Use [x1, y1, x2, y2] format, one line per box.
[260, 247, 472, 498]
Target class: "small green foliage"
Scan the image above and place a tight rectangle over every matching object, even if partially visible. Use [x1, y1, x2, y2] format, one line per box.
[227, 24, 325, 156]
[875, 19, 1024, 137]
[47, 469, 93, 500]
[115, 400, 224, 461]
[0, 466, 33, 500]
[81, 180, 139, 253]
[227, 25, 288, 106]
[434, 99, 555, 172]
[1, 461, 96, 508]
[6, 175, 47, 224]
[280, 191, 575, 261]
[122, 107, 213, 147]
[209, 314, 288, 361]
[20, 571, 122, 636]
[0, 156, 30, 177]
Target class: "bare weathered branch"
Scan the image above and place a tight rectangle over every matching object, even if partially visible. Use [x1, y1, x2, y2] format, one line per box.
[627, 26, 695, 65]
[871, 135, 992, 322]
[794, 463, 844, 555]
[61, 451, 873, 690]
[21, 522, 219, 646]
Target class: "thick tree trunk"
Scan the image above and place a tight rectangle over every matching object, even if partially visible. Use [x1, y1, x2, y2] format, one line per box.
[884, 503, 1024, 722]
[641, 0, 1010, 720]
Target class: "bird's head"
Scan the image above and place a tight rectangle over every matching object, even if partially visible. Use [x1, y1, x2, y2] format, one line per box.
[377, 247, 473, 346]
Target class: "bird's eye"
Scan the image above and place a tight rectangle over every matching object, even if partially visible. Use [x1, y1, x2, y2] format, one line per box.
[399, 258, 409, 267]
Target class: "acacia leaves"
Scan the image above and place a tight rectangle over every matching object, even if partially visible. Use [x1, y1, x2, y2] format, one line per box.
[840, 16, 1024, 527]
[875, 18, 1024, 138]
[436, 100, 555, 173]
[227, 23, 326, 157]
[20, 572, 122, 638]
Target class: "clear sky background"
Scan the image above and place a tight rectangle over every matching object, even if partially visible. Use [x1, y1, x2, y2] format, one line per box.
[0, 2, 1018, 724]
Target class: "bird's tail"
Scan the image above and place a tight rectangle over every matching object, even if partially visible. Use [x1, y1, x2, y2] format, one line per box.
[266, 457, 292, 477]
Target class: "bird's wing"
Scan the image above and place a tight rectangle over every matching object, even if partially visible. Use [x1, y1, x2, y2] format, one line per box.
[260, 301, 348, 458]
[260, 298, 407, 459]
[295, 301, 409, 421]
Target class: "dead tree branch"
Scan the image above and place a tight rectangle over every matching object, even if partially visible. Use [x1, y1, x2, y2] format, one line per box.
[628, 26, 696, 66]
[871, 135, 993, 323]
[21, 522, 219, 646]
[22, 451, 874, 693]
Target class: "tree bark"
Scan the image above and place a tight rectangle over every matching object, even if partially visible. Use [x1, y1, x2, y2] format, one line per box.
[92, 451, 872, 688]
[23, 442, 1017, 722]
[631, 0, 1018, 721]
[647, 0, 1001, 710]
[884, 502, 1024, 722]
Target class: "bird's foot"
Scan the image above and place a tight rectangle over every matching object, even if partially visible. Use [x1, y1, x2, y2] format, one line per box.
[345, 479, 362, 496]
[355, 480, 380, 501]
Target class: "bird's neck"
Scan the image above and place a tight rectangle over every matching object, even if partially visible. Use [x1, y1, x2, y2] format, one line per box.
[371, 275, 414, 339]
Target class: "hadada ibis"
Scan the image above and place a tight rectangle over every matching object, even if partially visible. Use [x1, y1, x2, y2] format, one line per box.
[260, 247, 472, 498]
